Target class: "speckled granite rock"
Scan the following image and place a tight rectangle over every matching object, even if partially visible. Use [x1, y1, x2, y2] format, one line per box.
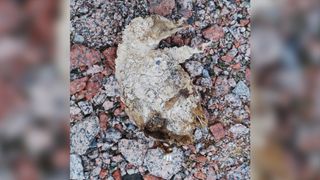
[71, 116, 100, 155]
[70, 154, 84, 179]
[118, 139, 148, 166]
[144, 147, 184, 179]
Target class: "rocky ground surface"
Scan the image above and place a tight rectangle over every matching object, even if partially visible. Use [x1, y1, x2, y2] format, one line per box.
[70, 0, 250, 179]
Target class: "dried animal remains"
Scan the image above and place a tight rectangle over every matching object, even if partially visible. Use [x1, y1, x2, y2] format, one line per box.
[115, 15, 207, 144]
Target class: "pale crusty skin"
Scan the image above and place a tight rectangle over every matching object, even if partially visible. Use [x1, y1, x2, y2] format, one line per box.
[115, 15, 206, 144]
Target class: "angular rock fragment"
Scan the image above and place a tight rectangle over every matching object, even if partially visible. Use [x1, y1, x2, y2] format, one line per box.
[71, 116, 100, 155]
[103, 75, 120, 97]
[70, 44, 102, 70]
[70, 154, 84, 179]
[202, 26, 224, 41]
[77, 101, 93, 115]
[233, 81, 250, 98]
[104, 128, 122, 142]
[144, 147, 184, 179]
[148, 0, 176, 16]
[115, 15, 207, 145]
[118, 139, 148, 166]
[229, 124, 249, 138]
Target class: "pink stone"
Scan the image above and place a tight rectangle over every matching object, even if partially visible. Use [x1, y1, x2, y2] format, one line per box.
[70, 44, 101, 69]
[202, 26, 224, 41]
[112, 169, 121, 180]
[148, 0, 176, 16]
[99, 113, 109, 131]
[102, 47, 117, 73]
[194, 170, 207, 180]
[209, 123, 225, 141]
[70, 77, 88, 95]
[221, 54, 234, 63]
[103, 100, 114, 111]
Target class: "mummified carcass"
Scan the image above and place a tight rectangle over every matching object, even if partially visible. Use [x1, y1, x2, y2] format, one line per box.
[115, 15, 207, 144]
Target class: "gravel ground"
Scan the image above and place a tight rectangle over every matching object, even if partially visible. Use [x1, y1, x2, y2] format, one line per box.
[70, 0, 250, 179]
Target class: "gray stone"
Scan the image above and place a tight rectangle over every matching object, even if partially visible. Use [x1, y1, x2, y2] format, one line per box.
[202, 69, 210, 78]
[103, 75, 120, 97]
[227, 162, 250, 179]
[225, 93, 242, 107]
[104, 128, 122, 142]
[229, 124, 249, 138]
[93, 92, 108, 105]
[71, 116, 100, 155]
[232, 81, 250, 97]
[91, 166, 101, 177]
[118, 139, 148, 166]
[70, 154, 84, 179]
[78, 101, 93, 115]
[185, 61, 204, 77]
[74, 34, 85, 43]
[201, 77, 213, 88]
[194, 128, 202, 141]
[144, 147, 184, 179]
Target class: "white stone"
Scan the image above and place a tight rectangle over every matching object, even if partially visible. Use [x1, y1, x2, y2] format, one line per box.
[70, 154, 84, 179]
[229, 124, 249, 138]
[77, 101, 93, 115]
[232, 81, 250, 97]
[71, 116, 100, 155]
[144, 147, 184, 179]
[118, 139, 148, 166]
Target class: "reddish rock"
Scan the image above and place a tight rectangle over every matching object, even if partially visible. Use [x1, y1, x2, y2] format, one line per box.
[119, 100, 126, 111]
[240, 19, 250, 26]
[194, 170, 207, 180]
[112, 169, 121, 180]
[184, 37, 192, 45]
[202, 26, 224, 41]
[196, 155, 207, 163]
[234, 40, 241, 48]
[231, 63, 241, 70]
[221, 54, 234, 63]
[148, 0, 176, 16]
[143, 174, 162, 180]
[99, 169, 108, 179]
[70, 77, 88, 95]
[213, 76, 230, 96]
[188, 145, 196, 154]
[84, 81, 100, 100]
[171, 36, 185, 46]
[70, 44, 102, 69]
[99, 113, 109, 131]
[103, 47, 117, 72]
[209, 123, 225, 141]
[114, 108, 122, 116]
[84, 73, 103, 100]
[245, 68, 251, 83]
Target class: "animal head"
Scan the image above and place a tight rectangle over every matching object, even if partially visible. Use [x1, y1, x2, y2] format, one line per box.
[122, 15, 184, 48]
